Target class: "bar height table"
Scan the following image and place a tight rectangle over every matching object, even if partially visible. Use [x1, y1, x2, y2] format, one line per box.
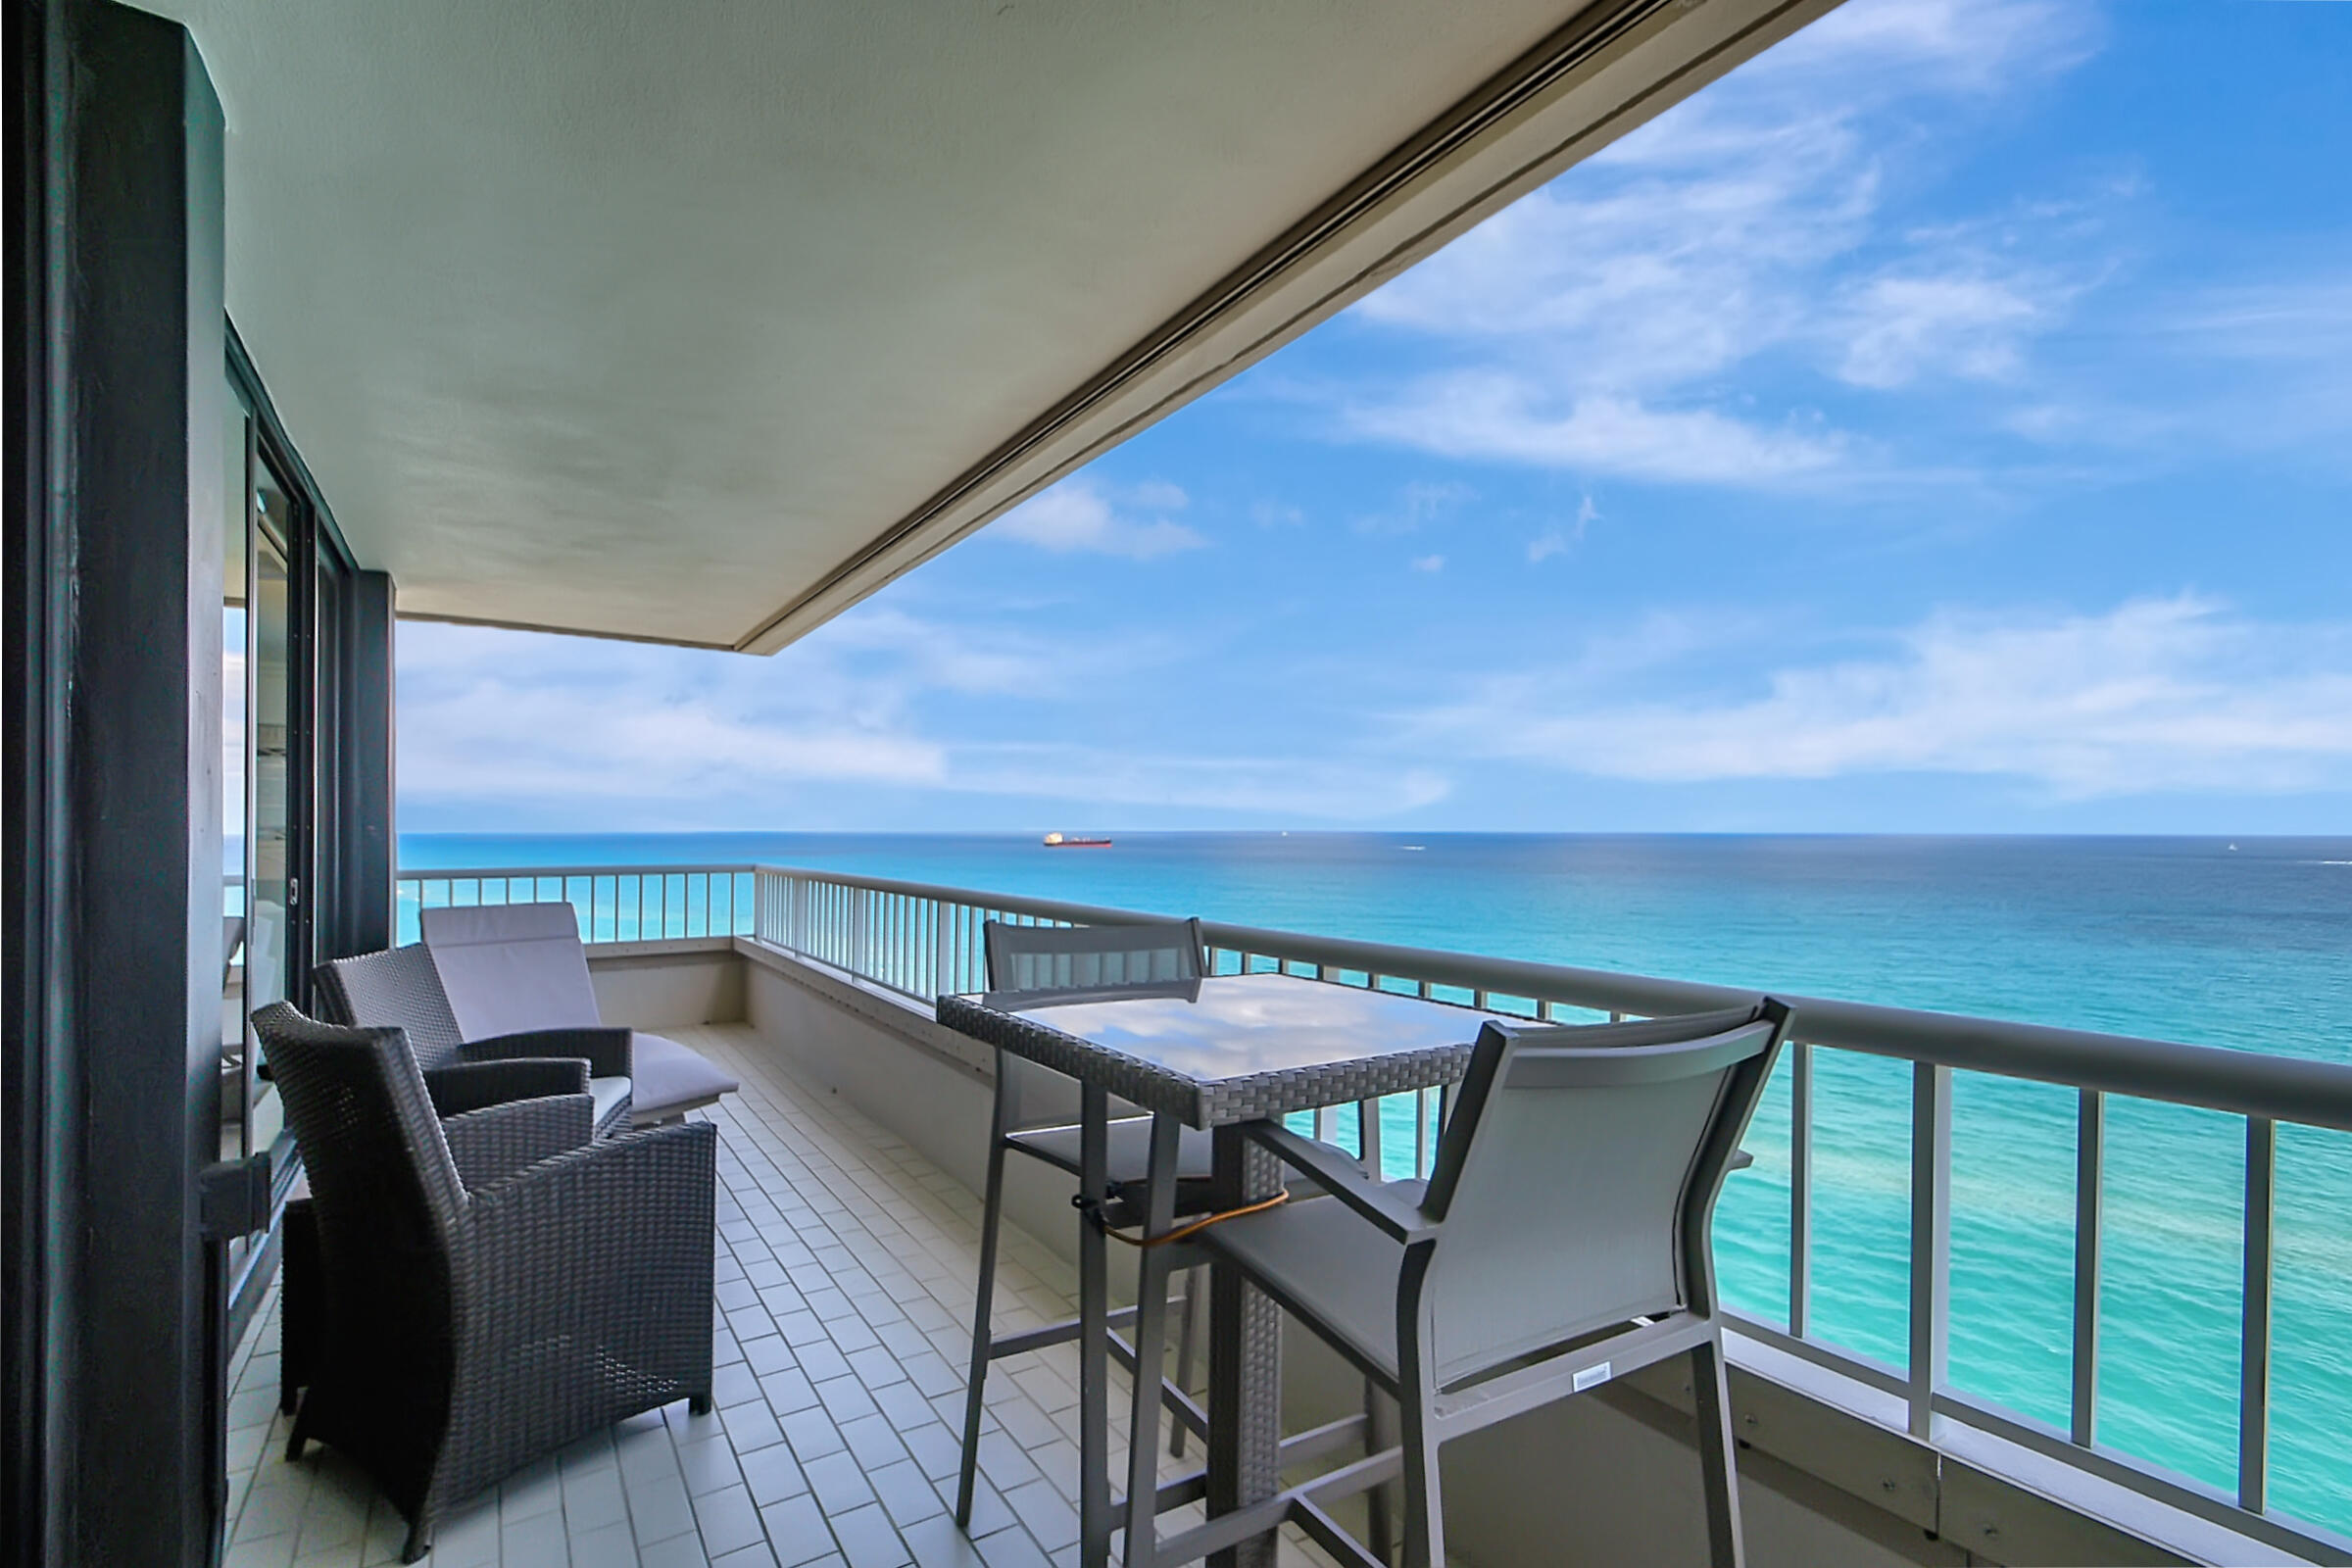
[938, 972, 1492, 1568]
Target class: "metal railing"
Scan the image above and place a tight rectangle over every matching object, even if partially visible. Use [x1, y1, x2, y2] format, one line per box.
[398, 858, 2352, 1556]
[393, 864, 757, 949]
[736, 861, 2352, 1558]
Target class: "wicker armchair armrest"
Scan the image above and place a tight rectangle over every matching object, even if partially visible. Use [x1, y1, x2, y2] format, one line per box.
[460, 1121, 716, 1391]
[425, 1057, 590, 1117]
[442, 1093, 596, 1188]
[457, 1026, 633, 1078]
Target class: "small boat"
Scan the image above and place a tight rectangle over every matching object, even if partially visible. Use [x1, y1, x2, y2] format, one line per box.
[1042, 832, 1112, 848]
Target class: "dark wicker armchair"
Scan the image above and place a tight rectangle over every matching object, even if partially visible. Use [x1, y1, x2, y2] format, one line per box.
[255, 1002, 716, 1563]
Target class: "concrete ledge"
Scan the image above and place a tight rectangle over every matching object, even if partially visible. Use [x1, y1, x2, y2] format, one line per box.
[583, 937, 745, 1030]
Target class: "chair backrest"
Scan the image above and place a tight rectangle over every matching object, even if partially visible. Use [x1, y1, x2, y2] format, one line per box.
[1414, 1001, 1788, 1391]
[983, 917, 1204, 995]
[981, 918, 1205, 1128]
[252, 1003, 466, 1392]
[419, 902, 602, 1042]
[315, 944, 467, 1071]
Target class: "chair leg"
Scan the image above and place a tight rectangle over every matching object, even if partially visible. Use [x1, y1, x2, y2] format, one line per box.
[1691, 1337, 1746, 1568]
[1365, 1380, 1397, 1563]
[1398, 1385, 1446, 1568]
[956, 1132, 1010, 1528]
[399, 1519, 431, 1564]
[1168, 1265, 1200, 1458]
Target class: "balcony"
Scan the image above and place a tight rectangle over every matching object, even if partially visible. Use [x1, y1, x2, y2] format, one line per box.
[222, 863, 2352, 1567]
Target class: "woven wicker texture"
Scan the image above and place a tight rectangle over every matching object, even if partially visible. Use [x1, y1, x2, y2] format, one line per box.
[315, 945, 466, 1069]
[256, 1003, 715, 1562]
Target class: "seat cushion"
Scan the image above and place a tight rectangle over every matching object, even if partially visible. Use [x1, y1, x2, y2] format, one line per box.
[1201, 1179, 1428, 1384]
[628, 1032, 739, 1122]
[590, 1075, 633, 1133]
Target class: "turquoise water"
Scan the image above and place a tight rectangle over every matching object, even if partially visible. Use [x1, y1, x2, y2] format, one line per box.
[402, 832, 2352, 1532]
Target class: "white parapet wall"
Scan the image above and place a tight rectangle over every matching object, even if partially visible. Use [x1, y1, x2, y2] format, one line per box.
[584, 936, 747, 1032]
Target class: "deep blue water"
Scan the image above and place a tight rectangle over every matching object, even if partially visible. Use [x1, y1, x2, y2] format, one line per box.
[402, 832, 2352, 1532]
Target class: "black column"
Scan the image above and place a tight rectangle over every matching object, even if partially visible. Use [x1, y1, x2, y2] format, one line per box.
[332, 569, 397, 957]
[6, 4, 227, 1564]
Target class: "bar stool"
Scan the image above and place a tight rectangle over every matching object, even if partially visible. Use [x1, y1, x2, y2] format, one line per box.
[1133, 1001, 1792, 1568]
[956, 917, 1219, 1526]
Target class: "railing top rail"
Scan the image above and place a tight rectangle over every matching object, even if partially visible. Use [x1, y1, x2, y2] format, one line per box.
[739, 859, 2352, 1133]
[398, 863, 757, 882]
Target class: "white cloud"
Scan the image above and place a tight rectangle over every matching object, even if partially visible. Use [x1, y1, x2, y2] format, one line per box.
[991, 477, 1204, 560]
[1329, 0, 2111, 488]
[1348, 380, 1850, 489]
[1528, 496, 1599, 563]
[1833, 268, 2063, 388]
[1408, 597, 2352, 798]
[1409, 555, 1446, 573]
[396, 614, 1445, 825]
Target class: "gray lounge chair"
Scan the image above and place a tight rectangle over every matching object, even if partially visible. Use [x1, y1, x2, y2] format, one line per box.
[316, 942, 638, 1137]
[421, 902, 739, 1124]
[1167, 1000, 1791, 1568]
[957, 917, 1217, 1528]
[255, 1002, 715, 1563]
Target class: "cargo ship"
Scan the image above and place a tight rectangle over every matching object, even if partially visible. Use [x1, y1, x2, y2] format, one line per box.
[1042, 832, 1112, 848]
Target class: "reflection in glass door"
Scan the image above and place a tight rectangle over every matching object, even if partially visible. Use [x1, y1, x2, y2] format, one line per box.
[244, 463, 296, 1163]
[220, 401, 299, 1170]
[222, 399, 250, 1162]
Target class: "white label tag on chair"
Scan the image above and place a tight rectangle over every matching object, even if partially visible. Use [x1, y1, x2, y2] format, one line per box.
[1573, 1361, 1612, 1393]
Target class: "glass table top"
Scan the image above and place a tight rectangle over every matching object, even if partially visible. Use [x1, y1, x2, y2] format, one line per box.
[974, 970, 1495, 1087]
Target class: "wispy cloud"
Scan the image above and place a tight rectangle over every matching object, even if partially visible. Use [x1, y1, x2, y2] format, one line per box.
[396, 614, 1444, 825]
[1325, 0, 2113, 490]
[1348, 381, 1851, 488]
[1408, 597, 2352, 798]
[990, 477, 1205, 559]
[1528, 496, 1599, 563]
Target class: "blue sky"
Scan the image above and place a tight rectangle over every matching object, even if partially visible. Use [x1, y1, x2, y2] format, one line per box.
[398, 0, 2352, 835]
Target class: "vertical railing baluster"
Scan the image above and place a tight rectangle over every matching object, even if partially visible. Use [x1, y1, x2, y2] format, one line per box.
[2239, 1115, 2276, 1514]
[1357, 1099, 1383, 1178]
[1789, 1042, 1814, 1340]
[1908, 1062, 1953, 1441]
[2071, 1088, 2104, 1447]
[1416, 1088, 1434, 1178]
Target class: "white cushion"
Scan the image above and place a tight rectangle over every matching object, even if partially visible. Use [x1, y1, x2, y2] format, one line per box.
[590, 1075, 633, 1132]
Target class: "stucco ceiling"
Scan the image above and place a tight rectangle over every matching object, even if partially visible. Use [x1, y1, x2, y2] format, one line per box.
[151, 0, 1834, 650]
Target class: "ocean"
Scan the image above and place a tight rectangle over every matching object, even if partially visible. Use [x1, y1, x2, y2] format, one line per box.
[401, 832, 2352, 1532]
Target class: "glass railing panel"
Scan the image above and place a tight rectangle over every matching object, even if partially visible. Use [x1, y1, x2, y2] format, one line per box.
[2098, 1097, 2244, 1495]
[2268, 1122, 2352, 1536]
[1946, 1071, 2076, 1432]
[1803, 1046, 1913, 1373]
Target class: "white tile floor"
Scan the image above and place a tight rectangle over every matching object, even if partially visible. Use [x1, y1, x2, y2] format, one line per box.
[220, 1024, 1343, 1568]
